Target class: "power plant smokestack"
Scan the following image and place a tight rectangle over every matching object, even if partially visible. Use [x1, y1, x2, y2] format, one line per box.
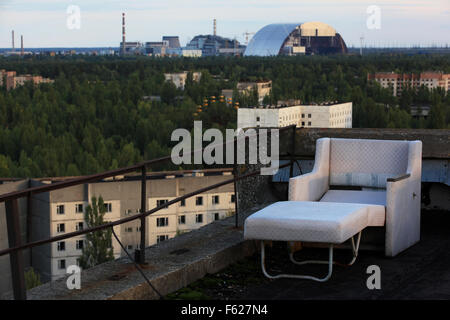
[21, 35, 24, 56]
[12, 30, 15, 51]
[121, 13, 126, 55]
[213, 19, 217, 36]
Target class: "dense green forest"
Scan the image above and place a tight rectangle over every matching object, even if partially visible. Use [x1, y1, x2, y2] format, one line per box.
[0, 54, 449, 178]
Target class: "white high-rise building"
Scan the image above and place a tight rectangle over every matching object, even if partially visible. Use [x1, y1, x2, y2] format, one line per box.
[237, 102, 353, 130]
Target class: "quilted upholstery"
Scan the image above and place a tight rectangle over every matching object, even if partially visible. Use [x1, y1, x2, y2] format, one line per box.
[254, 137, 422, 257]
[244, 201, 369, 244]
[329, 139, 409, 188]
[320, 190, 386, 226]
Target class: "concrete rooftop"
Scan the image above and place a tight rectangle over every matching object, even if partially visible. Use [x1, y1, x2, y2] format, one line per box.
[166, 209, 450, 300]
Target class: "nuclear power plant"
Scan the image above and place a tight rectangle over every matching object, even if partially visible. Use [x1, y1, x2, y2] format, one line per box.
[117, 15, 347, 57]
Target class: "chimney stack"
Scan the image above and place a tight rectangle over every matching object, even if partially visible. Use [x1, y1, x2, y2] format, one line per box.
[21, 35, 24, 56]
[121, 13, 126, 55]
[213, 19, 217, 36]
[12, 30, 15, 51]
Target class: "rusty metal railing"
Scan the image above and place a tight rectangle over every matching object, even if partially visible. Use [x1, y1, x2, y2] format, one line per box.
[0, 125, 297, 300]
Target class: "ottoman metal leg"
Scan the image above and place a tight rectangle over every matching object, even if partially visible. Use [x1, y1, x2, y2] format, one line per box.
[289, 232, 362, 267]
[261, 241, 334, 282]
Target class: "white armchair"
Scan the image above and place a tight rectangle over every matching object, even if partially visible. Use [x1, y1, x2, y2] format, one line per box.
[289, 138, 422, 257]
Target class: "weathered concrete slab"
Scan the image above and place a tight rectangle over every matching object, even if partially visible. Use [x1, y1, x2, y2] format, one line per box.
[24, 205, 268, 300]
[290, 128, 450, 159]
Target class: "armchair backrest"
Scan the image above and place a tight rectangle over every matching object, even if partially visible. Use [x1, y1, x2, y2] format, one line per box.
[329, 138, 410, 188]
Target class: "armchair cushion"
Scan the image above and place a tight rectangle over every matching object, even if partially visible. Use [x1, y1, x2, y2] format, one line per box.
[320, 190, 386, 226]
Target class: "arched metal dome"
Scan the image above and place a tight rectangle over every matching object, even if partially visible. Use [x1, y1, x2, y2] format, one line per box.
[244, 22, 347, 56]
[244, 23, 301, 56]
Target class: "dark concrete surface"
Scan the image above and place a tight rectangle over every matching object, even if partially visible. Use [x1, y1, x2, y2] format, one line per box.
[173, 210, 449, 300]
[241, 210, 450, 300]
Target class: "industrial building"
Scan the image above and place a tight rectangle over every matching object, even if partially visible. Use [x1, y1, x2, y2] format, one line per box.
[237, 102, 353, 129]
[244, 21, 348, 56]
[368, 72, 450, 96]
[186, 35, 245, 56]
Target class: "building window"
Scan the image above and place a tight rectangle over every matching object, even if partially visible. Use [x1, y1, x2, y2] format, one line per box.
[301, 122, 305, 126]
[56, 205, 65, 215]
[104, 203, 112, 213]
[214, 213, 220, 221]
[76, 222, 84, 231]
[127, 245, 133, 250]
[76, 258, 81, 267]
[157, 235, 169, 243]
[196, 214, 203, 224]
[157, 217, 169, 227]
[231, 194, 236, 203]
[76, 240, 84, 250]
[180, 199, 186, 207]
[308, 122, 311, 126]
[125, 227, 133, 232]
[75, 204, 83, 213]
[256, 116, 260, 121]
[157, 199, 169, 208]
[57, 241, 65, 251]
[178, 215, 186, 225]
[136, 227, 141, 232]
[308, 114, 311, 118]
[196, 196, 203, 206]
[58, 259, 66, 270]
[301, 114, 305, 118]
[57, 223, 65, 233]
[212, 195, 220, 205]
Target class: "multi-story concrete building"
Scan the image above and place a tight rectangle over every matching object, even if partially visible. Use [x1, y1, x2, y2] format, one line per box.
[237, 102, 352, 129]
[164, 71, 202, 90]
[30, 179, 122, 282]
[222, 80, 272, 106]
[0, 70, 53, 91]
[28, 169, 234, 282]
[368, 72, 450, 96]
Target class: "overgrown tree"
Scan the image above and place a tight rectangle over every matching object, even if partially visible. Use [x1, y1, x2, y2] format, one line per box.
[79, 196, 114, 269]
[24, 267, 42, 290]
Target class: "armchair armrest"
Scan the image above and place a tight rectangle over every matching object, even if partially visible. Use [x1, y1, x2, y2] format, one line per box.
[385, 141, 422, 257]
[387, 173, 411, 182]
[288, 138, 330, 201]
[289, 171, 329, 201]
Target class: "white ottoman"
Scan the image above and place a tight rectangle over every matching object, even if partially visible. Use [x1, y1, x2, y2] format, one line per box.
[244, 201, 371, 282]
[244, 201, 369, 244]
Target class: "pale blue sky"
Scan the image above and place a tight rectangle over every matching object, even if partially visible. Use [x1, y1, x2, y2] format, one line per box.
[0, 0, 448, 48]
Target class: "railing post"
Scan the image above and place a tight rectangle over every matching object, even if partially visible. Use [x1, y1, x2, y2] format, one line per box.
[138, 165, 147, 264]
[289, 125, 296, 178]
[5, 199, 27, 300]
[26, 192, 32, 266]
[233, 135, 239, 228]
